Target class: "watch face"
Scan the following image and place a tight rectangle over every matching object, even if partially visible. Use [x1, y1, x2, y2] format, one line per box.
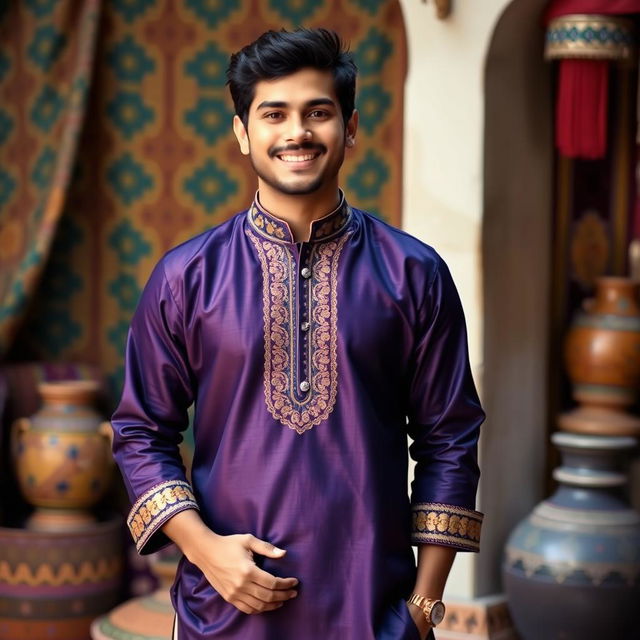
[431, 602, 446, 626]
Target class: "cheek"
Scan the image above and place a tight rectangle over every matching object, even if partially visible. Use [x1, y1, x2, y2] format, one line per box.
[248, 128, 277, 155]
[323, 124, 347, 149]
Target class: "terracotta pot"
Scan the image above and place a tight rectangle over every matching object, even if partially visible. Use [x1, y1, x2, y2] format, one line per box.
[565, 277, 640, 405]
[562, 277, 640, 435]
[0, 517, 123, 640]
[12, 380, 113, 529]
[503, 432, 640, 639]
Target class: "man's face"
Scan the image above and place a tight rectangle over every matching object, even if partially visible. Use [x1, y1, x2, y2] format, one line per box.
[233, 68, 357, 197]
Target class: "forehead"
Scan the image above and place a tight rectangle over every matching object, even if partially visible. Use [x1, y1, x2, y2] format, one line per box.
[251, 68, 338, 110]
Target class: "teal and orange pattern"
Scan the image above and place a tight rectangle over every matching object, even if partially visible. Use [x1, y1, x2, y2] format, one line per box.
[0, 0, 101, 357]
[1, 1, 407, 403]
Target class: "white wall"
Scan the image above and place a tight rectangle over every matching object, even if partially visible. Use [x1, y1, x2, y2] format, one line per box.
[399, 0, 512, 599]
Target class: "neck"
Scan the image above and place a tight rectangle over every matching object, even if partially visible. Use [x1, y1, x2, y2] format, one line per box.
[257, 182, 341, 242]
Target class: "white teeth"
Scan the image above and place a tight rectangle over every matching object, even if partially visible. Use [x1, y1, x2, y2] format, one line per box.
[279, 154, 315, 162]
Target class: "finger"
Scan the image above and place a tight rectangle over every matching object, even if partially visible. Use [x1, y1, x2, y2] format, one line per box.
[250, 566, 299, 590]
[245, 535, 286, 558]
[248, 581, 298, 603]
[236, 593, 286, 614]
[233, 599, 254, 615]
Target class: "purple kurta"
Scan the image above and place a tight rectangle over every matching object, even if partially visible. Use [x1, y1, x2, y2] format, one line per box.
[111, 195, 484, 640]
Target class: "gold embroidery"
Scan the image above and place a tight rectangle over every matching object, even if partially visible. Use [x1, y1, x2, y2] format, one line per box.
[248, 198, 350, 243]
[314, 207, 350, 239]
[246, 227, 349, 434]
[411, 502, 483, 551]
[127, 480, 198, 552]
[249, 206, 288, 240]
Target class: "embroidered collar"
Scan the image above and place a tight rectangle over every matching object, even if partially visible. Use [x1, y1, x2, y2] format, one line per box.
[247, 191, 352, 243]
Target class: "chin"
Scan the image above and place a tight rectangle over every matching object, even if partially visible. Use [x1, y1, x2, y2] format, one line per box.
[268, 177, 325, 196]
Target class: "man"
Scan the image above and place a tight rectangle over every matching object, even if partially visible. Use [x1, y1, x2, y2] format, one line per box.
[112, 28, 484, 640]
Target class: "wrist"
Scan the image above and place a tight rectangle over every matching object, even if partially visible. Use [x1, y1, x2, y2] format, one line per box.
[162, 509, 215, 561]
[407, 593, 446, 628]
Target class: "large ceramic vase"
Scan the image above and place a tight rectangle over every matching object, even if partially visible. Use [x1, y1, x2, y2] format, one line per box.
[503, 432, 640, 639]
[561, 277, 640, 436]
[12, 380, 113, 531]
[0, 517, 123, 640]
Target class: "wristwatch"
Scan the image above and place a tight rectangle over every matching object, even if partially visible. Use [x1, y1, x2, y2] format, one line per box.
[407, 594, 446, 627]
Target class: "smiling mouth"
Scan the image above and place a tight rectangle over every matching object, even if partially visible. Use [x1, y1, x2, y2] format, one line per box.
[270, 143, 325, 165]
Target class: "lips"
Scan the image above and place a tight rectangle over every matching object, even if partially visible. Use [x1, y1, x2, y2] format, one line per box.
[278, 153, 318, 162]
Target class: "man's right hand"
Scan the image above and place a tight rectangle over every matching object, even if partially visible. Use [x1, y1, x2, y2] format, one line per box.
[163, 509, 299, 615]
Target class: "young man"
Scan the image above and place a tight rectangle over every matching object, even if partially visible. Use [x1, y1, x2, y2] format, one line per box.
[112, 28, 484, 640]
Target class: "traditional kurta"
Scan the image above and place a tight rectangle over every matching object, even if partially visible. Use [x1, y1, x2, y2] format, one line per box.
[111, 194, 484, 640]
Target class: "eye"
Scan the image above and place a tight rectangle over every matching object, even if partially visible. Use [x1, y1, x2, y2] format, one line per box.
[264, 112, 284, 120]
[308, 110, 329, 119]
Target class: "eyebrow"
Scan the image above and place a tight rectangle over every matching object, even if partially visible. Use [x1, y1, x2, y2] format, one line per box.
[255, 98, 337, 111]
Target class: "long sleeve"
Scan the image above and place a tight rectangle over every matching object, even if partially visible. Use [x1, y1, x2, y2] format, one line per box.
[111, 259, 199, 555]
[406, 255, 485, 552]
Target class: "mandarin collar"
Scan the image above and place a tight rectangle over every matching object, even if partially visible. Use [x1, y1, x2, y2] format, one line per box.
[247, 191, 352, 244]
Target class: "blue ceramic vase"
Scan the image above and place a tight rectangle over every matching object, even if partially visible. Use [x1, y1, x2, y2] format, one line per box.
[503, 432, 640, 639]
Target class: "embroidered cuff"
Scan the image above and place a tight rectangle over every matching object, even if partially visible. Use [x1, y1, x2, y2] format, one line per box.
[127, 480, 199, 553]
[411, 502, 483, 552]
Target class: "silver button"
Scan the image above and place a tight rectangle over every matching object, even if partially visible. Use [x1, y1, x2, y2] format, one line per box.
[301, 267, 311, 279]
[299, 380, 310, 392]
[301, 321, 310, 332]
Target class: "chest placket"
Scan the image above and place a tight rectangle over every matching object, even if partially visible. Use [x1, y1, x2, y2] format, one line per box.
[292, 242, 314, 405]
[246, 206, 348, 434]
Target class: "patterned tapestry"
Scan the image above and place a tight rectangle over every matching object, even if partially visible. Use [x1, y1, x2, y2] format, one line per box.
[1, 0, 407, 404]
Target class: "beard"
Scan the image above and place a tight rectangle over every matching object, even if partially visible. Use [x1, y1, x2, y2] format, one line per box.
[250, 162, 326, 195]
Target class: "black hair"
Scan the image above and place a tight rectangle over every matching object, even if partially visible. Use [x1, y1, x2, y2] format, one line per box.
[227, 28, 357, 127]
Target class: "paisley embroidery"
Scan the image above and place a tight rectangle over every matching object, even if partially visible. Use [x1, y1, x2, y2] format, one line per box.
[246, 226, 349, 434]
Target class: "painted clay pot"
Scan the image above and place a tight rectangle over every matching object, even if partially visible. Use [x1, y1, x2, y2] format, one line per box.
[562, 277, 640, 436]
[0, 516, 123, 640]
[12, 380, 113, 530]
[91, 549, 179, 640]
[503, 432, 640, 640]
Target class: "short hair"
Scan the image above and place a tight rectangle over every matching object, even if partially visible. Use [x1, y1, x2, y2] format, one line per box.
[227, 28, 357, 127]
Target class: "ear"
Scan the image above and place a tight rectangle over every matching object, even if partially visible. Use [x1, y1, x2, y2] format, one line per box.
[345, 109, 358, 148]
[233, 115, 250, 155]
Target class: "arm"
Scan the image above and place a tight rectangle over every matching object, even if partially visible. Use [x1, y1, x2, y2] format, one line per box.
[408, 545, 456, 637]
[112, 260, 297, 613]
[112, 260, 198, 555]
[406, 255, 485, 635]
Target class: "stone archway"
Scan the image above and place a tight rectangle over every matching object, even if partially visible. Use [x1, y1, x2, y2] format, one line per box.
[478, 0, 554, 596]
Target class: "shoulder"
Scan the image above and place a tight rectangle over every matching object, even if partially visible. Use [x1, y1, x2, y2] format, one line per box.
[159, 211, 246, 281]
[352, 208, 444, 282]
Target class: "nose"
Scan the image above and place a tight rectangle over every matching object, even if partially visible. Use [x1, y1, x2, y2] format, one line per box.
[285, 116, 310, 144]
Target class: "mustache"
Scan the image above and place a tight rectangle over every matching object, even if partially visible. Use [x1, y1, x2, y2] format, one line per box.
[268, 142, 326, 158]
